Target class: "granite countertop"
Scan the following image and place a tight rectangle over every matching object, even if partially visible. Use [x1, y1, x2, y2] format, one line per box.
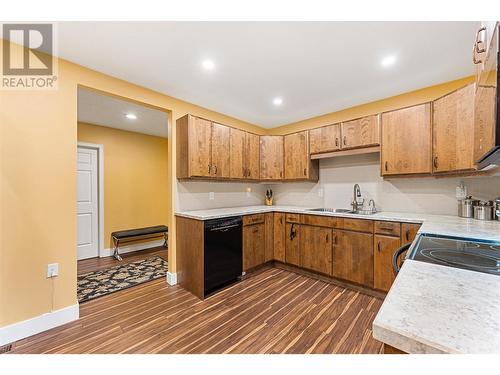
[175, 205, 500, 241]
[373, 260, 500, 354]
[175, 204, 500, 353]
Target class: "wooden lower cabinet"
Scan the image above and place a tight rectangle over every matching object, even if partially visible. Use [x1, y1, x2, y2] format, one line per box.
[300, 225, 333, 275]
[333, 230, 374, 288]
[273, 213, 286, 262]
[401, 223, 421, 244]
[285, 222, 301, 266]
[374, 235, 401, 292]
[264, 213, 274, 262]
[243, 222, 265, 271]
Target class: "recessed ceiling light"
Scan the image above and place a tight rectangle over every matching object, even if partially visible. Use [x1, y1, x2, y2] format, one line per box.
[381, 55, 397, 67]
[201, 59, 215, 71]
[273, 97, 283, 106]
[125, 113, 137, 120]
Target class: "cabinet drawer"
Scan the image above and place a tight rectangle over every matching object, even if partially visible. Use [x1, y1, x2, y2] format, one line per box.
[285, 213, 301, 223]
[374, 221, 401, 237]
[301, 214, 338, 228]
[339, 218, 373, 233]
[243, 214, 265, 226]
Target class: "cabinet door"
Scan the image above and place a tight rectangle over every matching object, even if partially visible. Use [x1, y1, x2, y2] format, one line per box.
[188, 116, 212, 177]
[309, 124, 341, 154]
[273, 213, 286, 262]
[260, 136, 284, 180]
[285, 223, 300, 266]
[374, 235, 401, 292]
[211, 123, 230, 178]
[332, 230, 374, 287]
[264, 213, 274, 262]
[432, 84, 475, 172]
[243, 223, 265, 271]
[300, 225, 332, 275]
[341, 115, 379, 149]
[245, 132, 260, 179]
[229, 128, 246, 179]
[284, 131, 309, 179]
[474, 85, 496, 162]
[381, 103, 432, 176]
[401, 223, 421, 244]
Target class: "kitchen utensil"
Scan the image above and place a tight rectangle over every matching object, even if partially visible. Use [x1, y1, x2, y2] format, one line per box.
[458, 196, 479, 218]
[473, 200, 494, 220]
[265, 189, 273, 206]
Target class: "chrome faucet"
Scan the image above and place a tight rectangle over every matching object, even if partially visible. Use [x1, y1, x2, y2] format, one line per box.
[352, 184, 363, 212]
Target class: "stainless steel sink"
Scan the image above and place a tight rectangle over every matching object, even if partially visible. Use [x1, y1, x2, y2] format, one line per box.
[308, 208, 354, 213]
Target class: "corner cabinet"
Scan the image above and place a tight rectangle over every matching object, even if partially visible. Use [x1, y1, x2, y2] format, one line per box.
[284, 131, 319, 181]
[432, 84, 476, 173]
[229, 128, 260, 180]
[260, 135, 284, 180]
[381, 103, 432, 176]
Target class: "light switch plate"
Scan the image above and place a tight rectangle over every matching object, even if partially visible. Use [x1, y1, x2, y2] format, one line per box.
[209, 192, 215, 200]
[318, 188, 324, 198]
[47, 263, 59, 278]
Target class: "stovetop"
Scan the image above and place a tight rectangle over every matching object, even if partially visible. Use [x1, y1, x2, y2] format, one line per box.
[408, 234, 500, 276]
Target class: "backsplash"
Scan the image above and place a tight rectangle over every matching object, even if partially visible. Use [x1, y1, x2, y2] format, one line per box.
[270, 154, 500, 216]
[176, 181, 268, 211]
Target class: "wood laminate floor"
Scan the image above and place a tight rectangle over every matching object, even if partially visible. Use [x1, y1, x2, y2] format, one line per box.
[10, 267, 383, 354]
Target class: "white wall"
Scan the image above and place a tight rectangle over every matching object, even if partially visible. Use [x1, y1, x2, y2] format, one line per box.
[271, 154, 500, 216]
[176, 181, 268, 211]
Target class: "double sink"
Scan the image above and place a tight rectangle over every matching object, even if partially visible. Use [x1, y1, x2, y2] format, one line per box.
[308, 208, 377, 216]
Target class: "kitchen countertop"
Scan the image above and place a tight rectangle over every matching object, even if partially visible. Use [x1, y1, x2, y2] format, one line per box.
[175, 205, 500, 242]
[176, 204, 500, 353]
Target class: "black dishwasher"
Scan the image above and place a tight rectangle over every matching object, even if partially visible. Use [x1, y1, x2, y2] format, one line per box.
[204, 216, 243, 297]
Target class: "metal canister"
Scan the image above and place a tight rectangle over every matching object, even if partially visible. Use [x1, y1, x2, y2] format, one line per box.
[473, 201, 494, 221]
[458, 196, 479, 218]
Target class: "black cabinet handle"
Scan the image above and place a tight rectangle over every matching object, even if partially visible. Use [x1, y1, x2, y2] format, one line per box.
[384, 161, 388, 172]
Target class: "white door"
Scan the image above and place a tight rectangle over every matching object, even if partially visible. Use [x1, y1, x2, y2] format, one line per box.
[77, 147, 99, 260]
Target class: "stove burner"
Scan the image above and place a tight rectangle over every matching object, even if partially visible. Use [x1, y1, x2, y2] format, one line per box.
[409, 235, 500, 276]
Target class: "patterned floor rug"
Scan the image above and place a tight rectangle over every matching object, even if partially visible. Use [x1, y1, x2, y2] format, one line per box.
[77, 256, 168, 303]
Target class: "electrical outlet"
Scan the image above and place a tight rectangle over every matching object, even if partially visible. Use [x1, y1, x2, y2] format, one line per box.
[47, 263, 59, 278]
[209, 192, 215, 200]
[318, 188, 324, 198]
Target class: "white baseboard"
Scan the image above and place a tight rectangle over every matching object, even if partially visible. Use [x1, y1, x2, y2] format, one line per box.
[166, 272, 177, 286]
[100, 239, 165, 258]
[0, 304, 79, 346]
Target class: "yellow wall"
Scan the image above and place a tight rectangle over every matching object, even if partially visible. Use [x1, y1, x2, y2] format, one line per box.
[0, 39, 262, 328]
[267, 76, 475, 135]
[0, 37, 477, 331]
[77, 123, 169, 248]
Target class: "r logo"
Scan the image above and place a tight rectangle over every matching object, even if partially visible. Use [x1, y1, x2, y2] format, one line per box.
[2, 24, 53, 76]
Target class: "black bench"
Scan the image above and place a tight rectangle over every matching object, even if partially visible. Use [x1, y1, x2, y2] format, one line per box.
[111, 225, 168, 261]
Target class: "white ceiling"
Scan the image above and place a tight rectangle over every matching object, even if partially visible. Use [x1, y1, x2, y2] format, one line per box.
[77, 88, 168, 137]
[60, 22, 477, 128]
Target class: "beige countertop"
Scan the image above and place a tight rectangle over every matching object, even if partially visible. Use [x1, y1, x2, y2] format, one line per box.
[175, 204, 500, 353]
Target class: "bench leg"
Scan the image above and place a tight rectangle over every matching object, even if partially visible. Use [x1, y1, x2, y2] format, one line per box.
[163, 232, 168, 248]
[113, 238, 122, 261]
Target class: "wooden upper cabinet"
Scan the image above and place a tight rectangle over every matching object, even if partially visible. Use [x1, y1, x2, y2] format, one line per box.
[474, 85, 497, 163]
[374, 235, 400, 292]
[186, 116, 212, 178]
[341, 115, 380, 149]
[309, 124, 341, 154]
[284, 131, 319, 180]
[381, 103, 432, 176]
[229, 127, 246, 179]
[300, 225, 333, 276]
[211, 123, 230, 178]
[260, 136, 284, 180]
[432, 84, 475, 173]
[245, 132, 260, 179]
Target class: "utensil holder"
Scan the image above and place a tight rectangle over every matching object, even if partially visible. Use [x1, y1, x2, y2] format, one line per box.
[265, 197, 273, 206]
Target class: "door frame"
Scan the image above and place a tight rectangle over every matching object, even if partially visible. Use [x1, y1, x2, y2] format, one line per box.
[77, 141, 104, 258]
